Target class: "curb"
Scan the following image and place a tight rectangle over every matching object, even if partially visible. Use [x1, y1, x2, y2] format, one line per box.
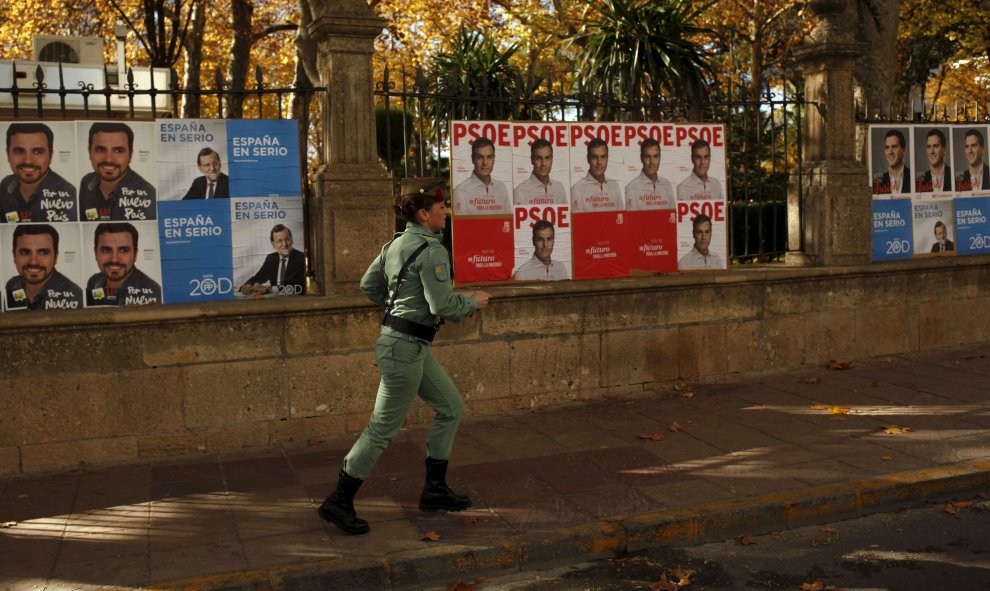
[145, 458, 990, 591]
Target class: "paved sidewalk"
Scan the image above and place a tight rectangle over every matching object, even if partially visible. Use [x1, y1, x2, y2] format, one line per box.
[3, 345, 990, 590]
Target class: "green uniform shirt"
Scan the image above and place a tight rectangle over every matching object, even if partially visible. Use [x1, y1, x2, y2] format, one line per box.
[361, 222, 477, 331]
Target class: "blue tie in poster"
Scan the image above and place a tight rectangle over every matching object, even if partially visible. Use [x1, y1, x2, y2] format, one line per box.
[226, 120, 302, 198]
[872, 199, 914, 261]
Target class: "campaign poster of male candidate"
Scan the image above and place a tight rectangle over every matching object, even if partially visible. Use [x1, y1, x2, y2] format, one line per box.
[869, 126, 913, 198]
[671, 125, 728, 272]
[912, 126, 954, 197]
[81, 220, 163, 307]
[75, 120, 158, 223]
[567, 122, 629, 279]
[510, 122, 572, 281]
[449, 121, 515, 282]
[1, 223, 85, 312]
[912, 199, 955, 256]
[951, 125, 990, 195]
[0, 121, 79, 224]
[232, 199, 306, 297]
[227, 119, 302, 198]
[156, 119, 228, 201]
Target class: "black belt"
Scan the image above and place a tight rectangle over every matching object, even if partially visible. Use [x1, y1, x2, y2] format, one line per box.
[382, 313, 437, 342]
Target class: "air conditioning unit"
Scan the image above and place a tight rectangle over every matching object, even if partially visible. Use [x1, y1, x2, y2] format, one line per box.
[32, 35, 104, 65]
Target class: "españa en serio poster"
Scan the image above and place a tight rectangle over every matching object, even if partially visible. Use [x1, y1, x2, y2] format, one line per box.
[869, 123, 990, 261]
[448, 121, 728, 285]
[0, 119, 304, 312]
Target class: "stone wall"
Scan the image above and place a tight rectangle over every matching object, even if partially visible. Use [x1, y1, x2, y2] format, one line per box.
[3, 258, 989, 475]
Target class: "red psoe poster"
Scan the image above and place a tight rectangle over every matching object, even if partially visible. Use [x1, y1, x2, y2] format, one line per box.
[571, 211, 629, 280]
[452, 216, 514, 282]
[627, 209, 678, 274]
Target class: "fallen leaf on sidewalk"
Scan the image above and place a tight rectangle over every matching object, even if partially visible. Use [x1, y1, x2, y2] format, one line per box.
[446, 581, 474, 591]
[944, 501, 973, 517]
[669, 422, 683, 432]
[672, 568, 695, 585]
[651, 573, 678, 591]
[420, 531, 442, 541]
[801, 581, 823, 591]
[638, 433, 666, 441]
[881, 425, 911, 435]
[16, 494, 27, 500]
[880, 455, 894, 461]
[460, 516, 479, 524]
[800, 377, 821, 385]
[810, 537, 823, 547]
[810, 402, 828, 410]
[1, 521, 16, 528]
[735, 535, 757, 545]
[826, 360, 854, 370]
[821, 527, 839, 534]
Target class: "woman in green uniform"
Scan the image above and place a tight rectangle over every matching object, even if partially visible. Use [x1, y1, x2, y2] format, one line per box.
[318, 187, 491, 535]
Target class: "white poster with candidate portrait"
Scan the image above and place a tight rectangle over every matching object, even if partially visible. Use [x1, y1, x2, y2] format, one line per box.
[156, 119, 228, 201]
[869, 125, 913, 198]
[911, 126, 953, 196]
[0, 223, 84, 312]
[231, 198, 305, 297]
[951, 125, 990, 195]
[75, 120, 158, 222]
[81, 220, 162, 307]
[912, 199, 955, 256]
[0, 120, 79, 223]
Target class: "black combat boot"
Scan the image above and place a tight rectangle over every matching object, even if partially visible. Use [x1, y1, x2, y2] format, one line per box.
[318, 470, 370, 535]
[419, 457, 471, 511]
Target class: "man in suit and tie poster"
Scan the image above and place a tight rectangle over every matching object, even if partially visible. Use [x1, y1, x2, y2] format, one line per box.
[239, 223, 305, 296]
[182, 148, 230, 199]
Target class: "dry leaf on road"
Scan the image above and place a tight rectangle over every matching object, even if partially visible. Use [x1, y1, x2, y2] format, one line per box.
[460, 516, 479, 524]
[446, 581, 474, 591]
[420, 531, 442, 541]
[801, 581, 823, 591]
[800, 377, 821, 384]
[821, 527, 839, 534]
[881, 425, 911, 435]
[880, 455, 894, 461]
[650, 573, 679, 591]
[826, 360, 854, 370]
[669, 422, 683, 432]
[638, 433, 666, 441]
[735, 535, 757, 545]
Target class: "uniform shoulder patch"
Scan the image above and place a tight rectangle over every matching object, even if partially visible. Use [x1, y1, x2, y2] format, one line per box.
[433, 262, 449, 281]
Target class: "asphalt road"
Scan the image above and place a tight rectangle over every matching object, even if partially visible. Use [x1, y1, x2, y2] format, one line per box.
[429, 493, 990, 590]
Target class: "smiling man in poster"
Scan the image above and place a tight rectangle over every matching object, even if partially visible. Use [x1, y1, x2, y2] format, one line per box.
[79, 122, 157, 221]
[872, 129, 911, 196]
[514, 220, 569, 281]
[570, 138, 622, 211]
[513, 139, 567, 205]
[625, 138, 674, 210]
[1, 123, 77, 223]
[453, 136, 511, 215]
[86, 222, 161, 306]
[678, 214, 723, 270]
[916, 129, 951, 193]
[677, 139, 724, 201]
[956, 129, 989, 192]
[5, 224, 82, 311]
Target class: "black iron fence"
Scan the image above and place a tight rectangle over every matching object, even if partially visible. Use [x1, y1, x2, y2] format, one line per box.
[375, 65, 809, 263]
[856, 97, 990, 123]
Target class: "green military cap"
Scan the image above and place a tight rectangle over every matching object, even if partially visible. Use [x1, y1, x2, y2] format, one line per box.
[399, 177, 448, 204]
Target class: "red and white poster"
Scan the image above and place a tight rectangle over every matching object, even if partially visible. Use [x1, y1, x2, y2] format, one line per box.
[449, 121, 727, 283]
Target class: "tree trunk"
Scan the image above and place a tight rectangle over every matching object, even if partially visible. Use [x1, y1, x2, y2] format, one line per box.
[854, 0, 901, 110]
[226, 0, 254, 118]
[181, 0, 206, 118]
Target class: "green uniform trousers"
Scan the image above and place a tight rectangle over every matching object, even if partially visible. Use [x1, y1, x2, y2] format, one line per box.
[343, 331, 464, 480]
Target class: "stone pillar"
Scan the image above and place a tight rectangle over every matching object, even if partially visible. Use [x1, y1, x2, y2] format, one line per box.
[787, 0, 871, 266]
[307, 0, 394, 294]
